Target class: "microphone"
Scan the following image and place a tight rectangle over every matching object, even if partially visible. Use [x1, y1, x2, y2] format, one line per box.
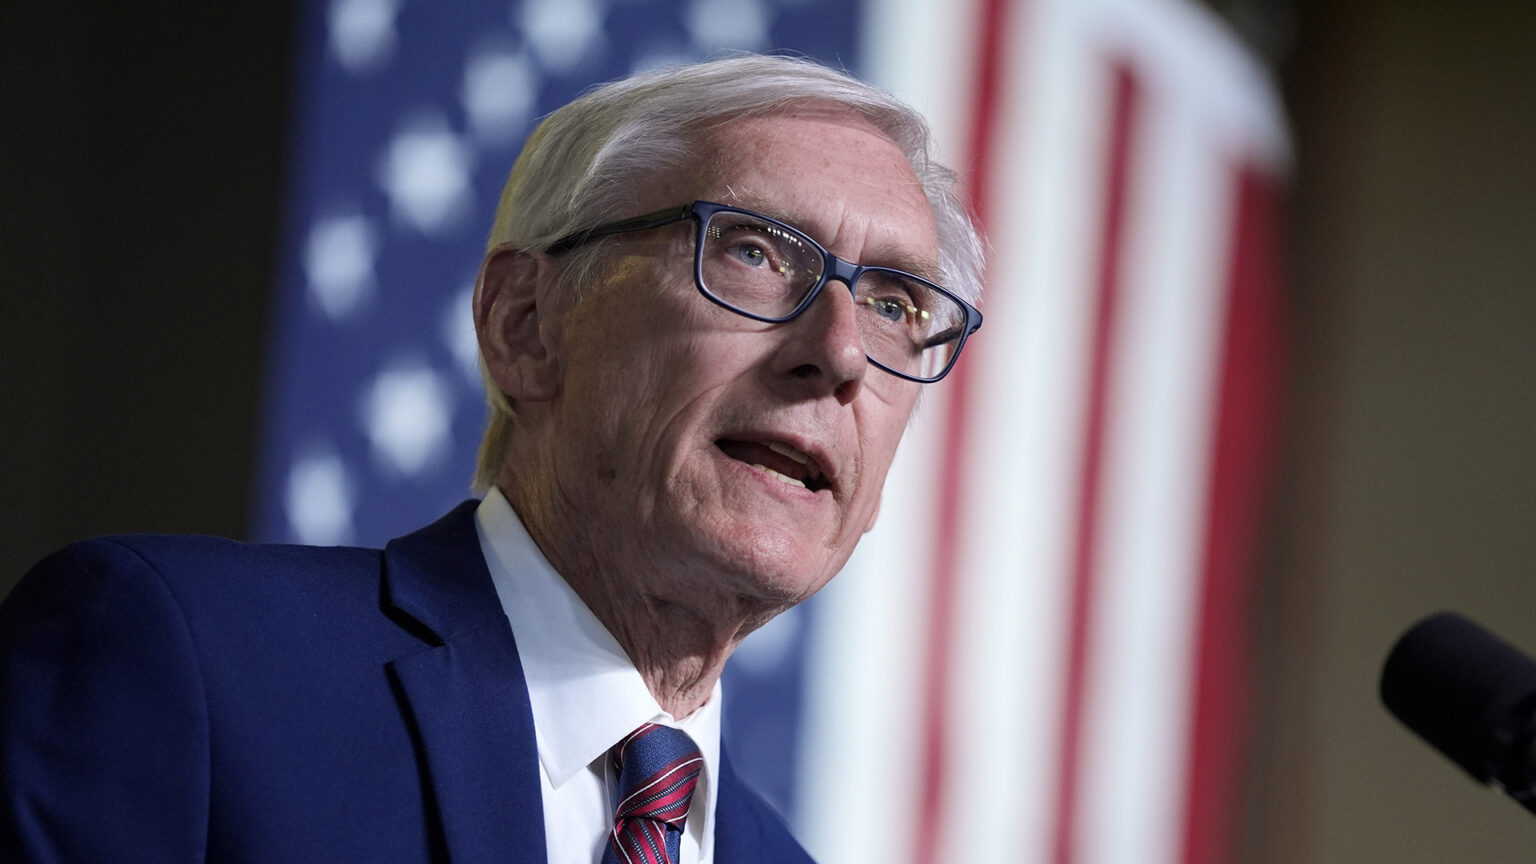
[1380, 611, 1536, 816]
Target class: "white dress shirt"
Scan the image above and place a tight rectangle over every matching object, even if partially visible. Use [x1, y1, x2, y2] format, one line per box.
[475, 489, 722, 864]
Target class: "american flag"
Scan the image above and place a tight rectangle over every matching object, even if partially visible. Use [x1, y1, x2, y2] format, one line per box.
[255, 0, 1289, 861]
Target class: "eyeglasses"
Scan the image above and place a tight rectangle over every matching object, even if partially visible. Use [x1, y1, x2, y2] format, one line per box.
[546, 201, 983, 383]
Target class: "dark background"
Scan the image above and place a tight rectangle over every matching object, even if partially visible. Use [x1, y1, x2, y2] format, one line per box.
[3, 1, 1534, 860]
[2, 3, 290, 572]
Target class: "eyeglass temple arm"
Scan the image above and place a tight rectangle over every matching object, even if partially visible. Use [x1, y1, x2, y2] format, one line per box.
[545, 204, 695, 254]
[920, 314, 985, 350]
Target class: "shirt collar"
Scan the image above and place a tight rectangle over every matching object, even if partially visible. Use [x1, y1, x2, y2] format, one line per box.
[474, 489, 721, 848]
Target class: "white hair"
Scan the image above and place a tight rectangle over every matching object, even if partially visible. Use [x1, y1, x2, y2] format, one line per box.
[473, 53, 986, 493]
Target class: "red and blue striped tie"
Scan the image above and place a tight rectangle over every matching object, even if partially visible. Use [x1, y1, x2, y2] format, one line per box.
[601, 723, 703, 864]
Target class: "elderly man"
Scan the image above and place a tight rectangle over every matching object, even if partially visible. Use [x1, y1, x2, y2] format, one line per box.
[0, 55, 982, 863]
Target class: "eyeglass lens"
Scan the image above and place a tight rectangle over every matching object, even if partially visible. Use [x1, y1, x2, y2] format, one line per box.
[700, 209, 967, 381]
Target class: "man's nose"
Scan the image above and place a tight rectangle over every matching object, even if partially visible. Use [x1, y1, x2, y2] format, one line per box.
[769, 278, 867, 405]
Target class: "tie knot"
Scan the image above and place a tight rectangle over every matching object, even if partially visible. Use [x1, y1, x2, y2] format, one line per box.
[610, 723, 703, 827]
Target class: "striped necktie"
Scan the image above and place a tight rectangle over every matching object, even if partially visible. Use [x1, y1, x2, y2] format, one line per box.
[601, 723, 703, 864]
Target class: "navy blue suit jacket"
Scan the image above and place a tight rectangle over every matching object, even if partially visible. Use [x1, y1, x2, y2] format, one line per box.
[0, 501, 814, 863]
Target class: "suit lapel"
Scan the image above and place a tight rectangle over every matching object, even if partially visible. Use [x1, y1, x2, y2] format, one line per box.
[382, 501, 546, 864]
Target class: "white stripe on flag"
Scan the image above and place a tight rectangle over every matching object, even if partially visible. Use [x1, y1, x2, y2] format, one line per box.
[799, 1, 1289, 862]
[1076, 64, 1234, 864]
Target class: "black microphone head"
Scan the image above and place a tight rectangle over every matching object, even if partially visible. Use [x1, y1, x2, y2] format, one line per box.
[1380, 611, 1536, 785]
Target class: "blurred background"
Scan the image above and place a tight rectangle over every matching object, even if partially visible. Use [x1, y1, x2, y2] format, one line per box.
[1, 0, 1533, 861]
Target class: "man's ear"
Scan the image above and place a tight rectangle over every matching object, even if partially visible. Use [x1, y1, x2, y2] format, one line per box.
[474, 245, 561, 403]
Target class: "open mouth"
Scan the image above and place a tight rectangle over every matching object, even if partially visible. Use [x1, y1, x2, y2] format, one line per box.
[716, 438, 830, 492]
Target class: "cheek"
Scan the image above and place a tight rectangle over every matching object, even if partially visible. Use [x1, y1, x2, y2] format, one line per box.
[858, 384, 920, 454]
[565, 334, 743, 478]
[849, 392, 919, 495]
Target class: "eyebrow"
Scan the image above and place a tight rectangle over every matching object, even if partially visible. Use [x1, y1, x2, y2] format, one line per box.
[724, 194, 944, 284]
[871, 247, 945, 285]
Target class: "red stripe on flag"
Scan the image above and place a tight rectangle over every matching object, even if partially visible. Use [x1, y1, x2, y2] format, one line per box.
[911, 0, 1013, 860]
[1180, 166, 1285, 864]
[1051, 61, 1140, 864]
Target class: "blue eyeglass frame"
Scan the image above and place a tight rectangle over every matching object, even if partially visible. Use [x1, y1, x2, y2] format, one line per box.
[545, 200, 984, 383]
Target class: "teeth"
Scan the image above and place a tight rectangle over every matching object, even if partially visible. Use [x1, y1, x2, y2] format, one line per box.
[751, 463, 807, 489]
[766, 440, 809, 464]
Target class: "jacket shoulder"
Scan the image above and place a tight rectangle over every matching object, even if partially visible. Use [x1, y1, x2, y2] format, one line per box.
[0, 536, 231, 861]
[4, 532, 409, 681]
[13, 533, 379, 607]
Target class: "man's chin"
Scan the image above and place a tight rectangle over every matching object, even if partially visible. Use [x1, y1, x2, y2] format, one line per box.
[653, 505, 850, 602]
[725, 535, 844, 605]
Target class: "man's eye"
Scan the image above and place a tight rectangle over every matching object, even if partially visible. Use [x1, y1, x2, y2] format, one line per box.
[731, 243, 769, 267]
[864, 296, 911, 322]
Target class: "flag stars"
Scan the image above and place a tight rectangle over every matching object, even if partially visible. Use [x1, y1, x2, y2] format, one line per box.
[442, 284, 484, 387]
[461, 48, 538, 146]
[518, 0, 607, 74]
[362, 362, 455, 476]
[685, 0, 772, 53]
[305, 214, 379, 321]
[328, 0, 403, 76]
[285, 451, 356, 546]
[378, 115, 476, 235]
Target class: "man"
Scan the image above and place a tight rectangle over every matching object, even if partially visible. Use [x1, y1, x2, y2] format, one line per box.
[0, 54, 983, 863]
